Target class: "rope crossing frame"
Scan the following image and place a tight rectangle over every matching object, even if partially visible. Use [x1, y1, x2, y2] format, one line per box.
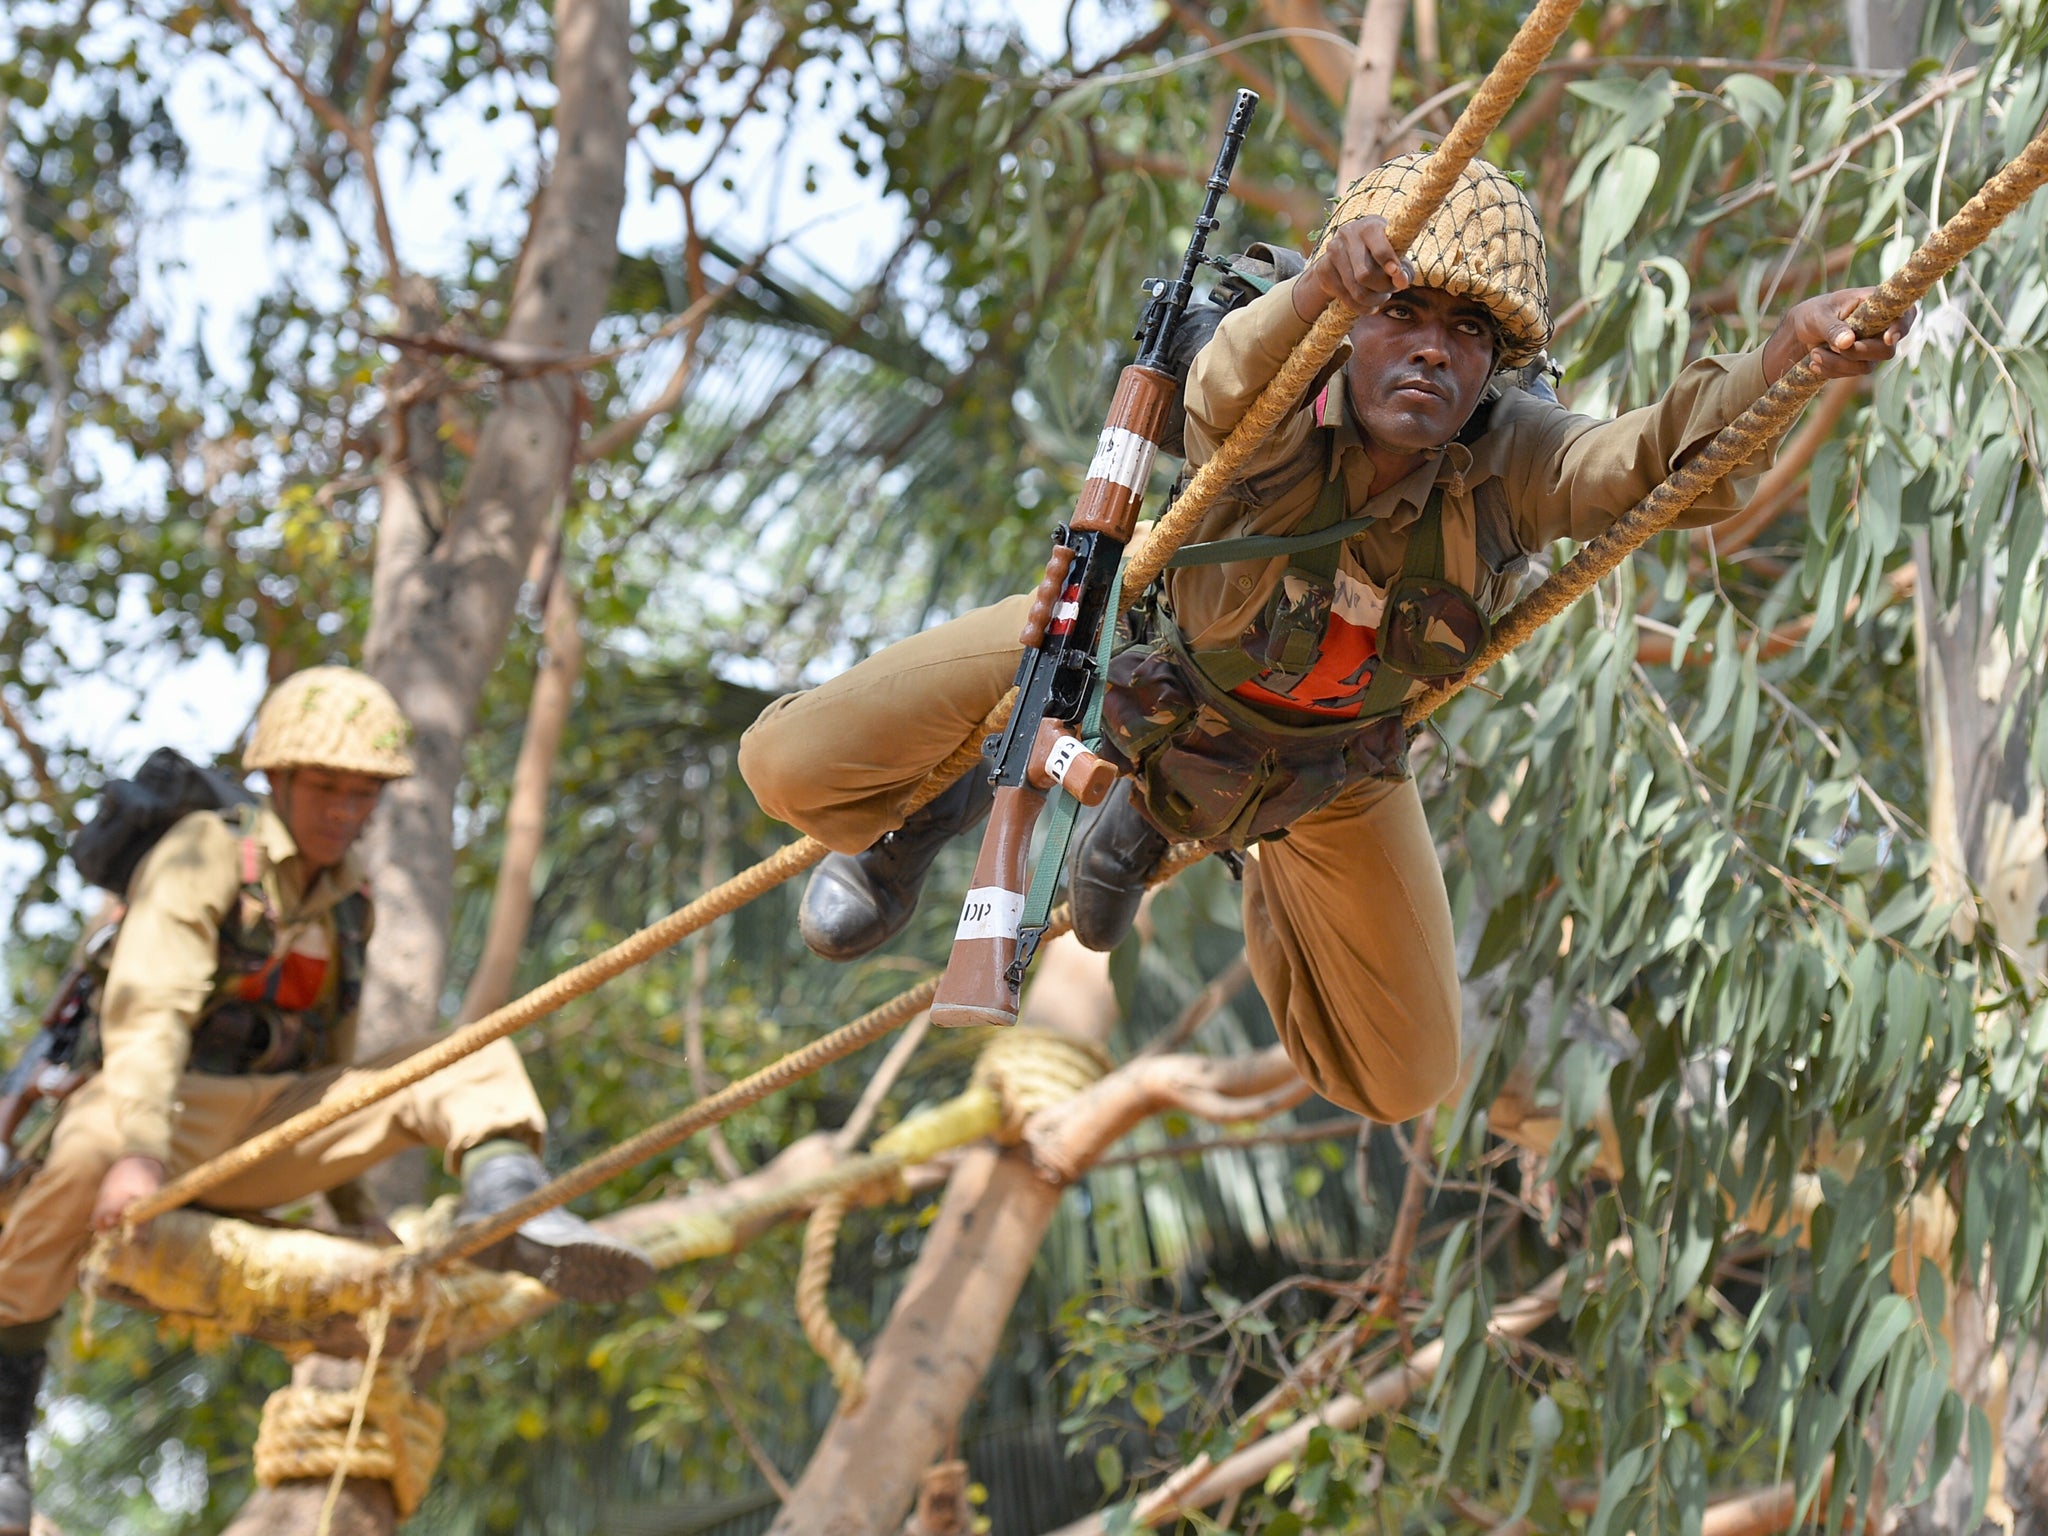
[117, 23, 2048, 1318]
[124, 0, 1586, 1239]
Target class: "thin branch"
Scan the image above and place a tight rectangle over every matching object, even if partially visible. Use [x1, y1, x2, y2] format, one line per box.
[0, 90, 73, 498]
[1139, 951, 1253, 1058]
[1705, 376, 1863, 555]
[1257, 0, 1354, 108]
[1096, 149, 1322, 228]
[1163, 0, 1342, 167]
[1703, 66, 1981, 227]
[215, 0, 405, 282]
[686, 765, 745, 1182]
[1044, 1270, 1571, 1535]
[0, 690, 66, 814]
[1371, 1118, 1434, 1322]
[835, 1012, 934, 1153]
[1633, 562, 1917, 671]
[703, 1353, 796, 1503]
[1088, 1114, 1360, 1169]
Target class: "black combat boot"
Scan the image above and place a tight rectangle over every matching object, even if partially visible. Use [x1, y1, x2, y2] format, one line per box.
[798, 771, 996, 961]
[1069, 781, 1171, 952]
[454, 1150, 656, 1304]
[0, 1346, 43, 1536]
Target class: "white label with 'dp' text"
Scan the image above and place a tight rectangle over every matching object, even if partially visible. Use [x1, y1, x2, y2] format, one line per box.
[954, 886, 1025, 942]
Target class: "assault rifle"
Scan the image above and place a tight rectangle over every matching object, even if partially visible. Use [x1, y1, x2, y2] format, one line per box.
[930, 89, 1258, 1028]
[0, 950, 100, 1177]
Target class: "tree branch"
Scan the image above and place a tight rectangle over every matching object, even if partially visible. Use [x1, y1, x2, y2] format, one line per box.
[1095, 149, 1323, 230]
[0, 89, 73, 501]
[457, 553, 583, 1023]
[1044, 1269, 1570, 1535]
[215, 0, 405, 282]
[1256, 0, 1355, 108]
[0, 688, 66, 815]
[1164, 0, 1342, 167]
[684, 765, 744, 1181]
[1138, 951, 1253, 1057]
[1698, 376, 1863, 556]
[1026, 1045, 1309, 1185]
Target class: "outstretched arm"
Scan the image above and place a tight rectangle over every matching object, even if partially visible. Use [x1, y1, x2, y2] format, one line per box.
[1494, 285, 1918, 548]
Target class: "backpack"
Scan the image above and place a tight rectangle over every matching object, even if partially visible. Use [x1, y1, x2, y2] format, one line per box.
[71, 747, 258, 895]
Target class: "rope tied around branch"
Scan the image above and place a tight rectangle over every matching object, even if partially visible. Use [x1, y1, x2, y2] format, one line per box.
[255, 1352, 445, 1520]
[797, 1027, 1115, 1408]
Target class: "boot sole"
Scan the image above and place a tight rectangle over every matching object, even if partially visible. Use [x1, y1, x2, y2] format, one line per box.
[499, 1232, 656, 1304]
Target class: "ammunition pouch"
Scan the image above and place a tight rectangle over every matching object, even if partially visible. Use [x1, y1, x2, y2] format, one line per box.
[1100, 618, 1407, 850]
[187, 1002, 322, 1077]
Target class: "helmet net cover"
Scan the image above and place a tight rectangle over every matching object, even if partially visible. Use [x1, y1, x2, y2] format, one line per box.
[245, 667, 416, 780]
[1321, 153, 1552, 369]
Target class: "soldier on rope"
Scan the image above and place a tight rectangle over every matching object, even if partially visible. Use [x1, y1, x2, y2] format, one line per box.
[737, 153, 1914, 1121]
[0, 667, 654, 1536]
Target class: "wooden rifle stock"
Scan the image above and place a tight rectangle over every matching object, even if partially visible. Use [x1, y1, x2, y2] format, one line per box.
[929, 783, 1047, 1029]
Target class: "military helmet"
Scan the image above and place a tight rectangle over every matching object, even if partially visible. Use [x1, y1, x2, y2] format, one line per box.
[1322, 152, 1551, 369]
[245, 666, 416, 780]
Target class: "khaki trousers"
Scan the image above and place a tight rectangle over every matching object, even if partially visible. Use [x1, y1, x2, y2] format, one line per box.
[738, 596, 1460, 1124]
[0, 1037, 544, 1327]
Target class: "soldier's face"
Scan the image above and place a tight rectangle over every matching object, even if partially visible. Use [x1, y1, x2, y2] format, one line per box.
[1344, 287, 1499, 453]
[274, 768, 386, 869]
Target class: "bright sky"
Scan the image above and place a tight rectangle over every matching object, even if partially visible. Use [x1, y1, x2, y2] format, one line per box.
[0, 0, 1127, 936]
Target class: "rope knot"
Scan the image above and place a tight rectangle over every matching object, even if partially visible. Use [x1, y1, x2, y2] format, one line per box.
[971, 1027, 1115, 1141]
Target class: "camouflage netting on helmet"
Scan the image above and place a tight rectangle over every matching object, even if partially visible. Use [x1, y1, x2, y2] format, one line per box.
[245, 666, 416, 780]
[1324, 152, 1551, 368]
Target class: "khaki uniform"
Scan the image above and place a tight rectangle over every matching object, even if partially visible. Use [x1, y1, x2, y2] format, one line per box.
[0, 805, 544, 1328]
[740, 272, 1773, 1124]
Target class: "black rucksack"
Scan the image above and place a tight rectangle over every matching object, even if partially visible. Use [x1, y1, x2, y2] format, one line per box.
[71, 748, 258, 895]
[1156, 244, 1311, 461]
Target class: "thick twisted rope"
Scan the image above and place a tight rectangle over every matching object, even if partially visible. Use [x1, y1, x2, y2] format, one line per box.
[792, 1027, 1114, 1405]
[1405, 110, 2048, 727]
[124, 699, 1012, 1230]
[397, 846, 1208, 1279]
[796, 1194, 866, 1403]
[253, 1326, 446, 1522]
[1119, 0, 1583, 605]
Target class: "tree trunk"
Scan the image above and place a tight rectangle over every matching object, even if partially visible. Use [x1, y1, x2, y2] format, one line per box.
[766, 938, 1119, 1536]
[359, 0, 631, 1050]
[1845, 0, 1932, 69]
[218, 1481, 396, 1536]
[1338, 0, 1411, 187]
[1896, 531, 2044, 1534]
[217, 10, 630, 1532]
[1258, 0, 1354, 108]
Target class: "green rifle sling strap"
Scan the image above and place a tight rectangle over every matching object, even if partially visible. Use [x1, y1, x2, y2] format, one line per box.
[1019, 559, 1129, 936]
[1165, 513, 1384, 568]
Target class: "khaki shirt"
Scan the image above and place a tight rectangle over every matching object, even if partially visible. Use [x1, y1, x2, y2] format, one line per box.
[1172, 275, 1773, 657]
[95, 803, 369, 1161]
